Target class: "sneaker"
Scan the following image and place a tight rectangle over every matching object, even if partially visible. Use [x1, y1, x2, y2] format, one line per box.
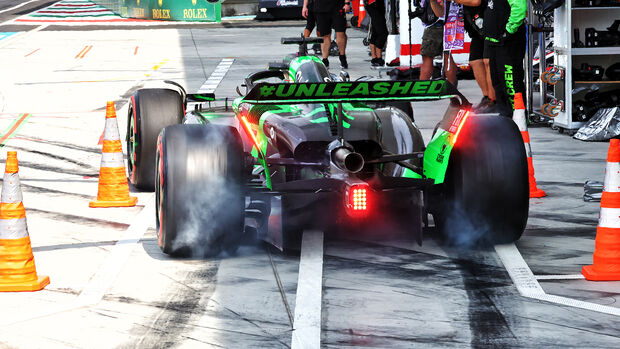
[329, 40, 339, 56]
[474, 96, 491, 111]
[339, 54, 348, 69]
[322, 58, 329, 68]
[312, 43, 322, 55]
[371, 58, 379, 66]
[477, 100, 497, 114]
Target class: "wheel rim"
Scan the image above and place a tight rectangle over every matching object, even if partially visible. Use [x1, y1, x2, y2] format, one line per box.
[127, 106, 138, 183]
[155, 135, 164, 247]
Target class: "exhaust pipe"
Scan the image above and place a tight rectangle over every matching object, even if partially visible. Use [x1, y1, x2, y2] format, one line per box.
[331, 145, 364, 173]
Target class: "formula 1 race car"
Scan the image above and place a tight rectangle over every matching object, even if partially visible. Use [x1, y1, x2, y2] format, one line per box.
[126, 38, 529, 256]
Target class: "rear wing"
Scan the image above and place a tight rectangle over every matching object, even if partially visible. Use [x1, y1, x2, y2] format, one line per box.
[241, 79, 470, 106]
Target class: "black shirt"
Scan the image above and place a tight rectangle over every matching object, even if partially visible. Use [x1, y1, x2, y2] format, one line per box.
[314, 0, 344, 12]
[463, 1, 486, 38]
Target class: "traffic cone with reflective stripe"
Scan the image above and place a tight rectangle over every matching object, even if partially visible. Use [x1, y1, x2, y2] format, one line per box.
[512, 93, 546, 198]
[582, 139, 620, 281]
[0, 151, 49, 292]
[89, 102, 137, 208]
[358, 1, 366, 28]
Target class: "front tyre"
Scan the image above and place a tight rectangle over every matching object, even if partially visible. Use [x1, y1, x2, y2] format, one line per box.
[156, 124, 245, 257]
[435, 115, 529, 246]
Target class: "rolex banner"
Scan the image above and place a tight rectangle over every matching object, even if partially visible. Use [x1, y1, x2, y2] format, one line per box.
[92, 0, 221, 22]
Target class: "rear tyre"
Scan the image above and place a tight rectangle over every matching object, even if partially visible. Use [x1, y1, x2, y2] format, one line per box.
[435, 115, 528, 246]
[156, 124, 245, 257]
[128, 88, 184, 191]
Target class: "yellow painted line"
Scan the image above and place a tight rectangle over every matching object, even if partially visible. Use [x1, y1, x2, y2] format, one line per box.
[145, 59, 168, 77]
[70, 59, 170, 82]
[81, 45, 93, 58]
[75, 45, 93, 59]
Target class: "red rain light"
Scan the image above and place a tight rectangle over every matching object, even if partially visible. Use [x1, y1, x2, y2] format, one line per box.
[348, 185, 369, 212]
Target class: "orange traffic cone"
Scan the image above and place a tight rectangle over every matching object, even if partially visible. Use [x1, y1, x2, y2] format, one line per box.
[582, 139, 620, 281]
[358, 1, 366, 28]
[512, 93, 546, 198]
[0, 151, 49, 292]
[89, 101, 138, 208]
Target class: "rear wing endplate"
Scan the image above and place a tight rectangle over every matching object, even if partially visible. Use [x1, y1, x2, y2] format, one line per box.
[241, 79, 469, 105]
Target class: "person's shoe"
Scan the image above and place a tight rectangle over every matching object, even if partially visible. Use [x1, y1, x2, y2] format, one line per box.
[371, 58, 380, 66]
[329, 41, 339, 56]
[312, 43, 322, 55]
[477, 100, 497, 114]
[322, 58, 329, 68]
[377, 58, 385, 66]
[339, 55, 348, 69]
[473, 96, 491, 111]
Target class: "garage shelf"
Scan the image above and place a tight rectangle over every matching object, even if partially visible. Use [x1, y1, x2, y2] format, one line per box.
[551, 0, 620, 133]
[572, 6, 620, 10]
[570, 47, 620, 55]
[574, 80, 620, 84]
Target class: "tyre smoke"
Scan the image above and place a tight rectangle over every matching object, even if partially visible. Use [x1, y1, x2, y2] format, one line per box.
[163, 125, 250, 258]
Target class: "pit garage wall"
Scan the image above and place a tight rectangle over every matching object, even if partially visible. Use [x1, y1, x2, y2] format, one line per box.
[92, 0, 221, 22]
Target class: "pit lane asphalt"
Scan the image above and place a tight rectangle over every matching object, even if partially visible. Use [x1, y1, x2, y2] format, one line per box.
[0, 12, 619, 348]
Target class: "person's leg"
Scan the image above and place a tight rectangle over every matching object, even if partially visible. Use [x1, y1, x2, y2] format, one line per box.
[470, 59, 488, 96]
[336, 31, 347, 55]
[321, 34, 331, 60]
[332, 9, 347, 68]
[468, 36, 487, 98]
[366, 2, 387, 65]
[483, 59, 496, 100]
[420, 55, 434, 80]
[495, 29, 526, 114]
[420, 26, 442, 80]
[488, 45, 511, 117]
[444, 53, 457, 85]
[373, 0, 388, 61]
[315, 12, 332, 64]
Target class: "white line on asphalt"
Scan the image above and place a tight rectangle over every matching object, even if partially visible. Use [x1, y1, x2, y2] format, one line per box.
[535, 274, 586, 280]
[0, 0, 42, 14]
[0, 194, 155, 327]
[291, 230, 324, 349]
[196, 58, 234, 94]
[495, 243, 620, 317]
[0, 24, 48, 49]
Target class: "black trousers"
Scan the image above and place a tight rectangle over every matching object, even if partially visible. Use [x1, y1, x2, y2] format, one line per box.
[366, 0, 388, 49]
[486, 27, 526, 117]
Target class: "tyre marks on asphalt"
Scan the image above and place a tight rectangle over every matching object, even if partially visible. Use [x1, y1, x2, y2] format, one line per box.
[76, 195, 154, 306]
[321, 237, 523, 347]
[118, 245, 295, 348]
[0, 196, 154, 327]
[453, 253, 521, 348]
[132, 265, 221, 348]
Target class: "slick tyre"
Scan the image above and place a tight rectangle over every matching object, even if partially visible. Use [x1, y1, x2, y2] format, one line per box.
[128, 88, 184, 191]
[436, 115, 528, 246]
[156, 124, 245, 257]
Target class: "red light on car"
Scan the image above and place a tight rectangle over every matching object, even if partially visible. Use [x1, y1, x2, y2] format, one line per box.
[348, 185, 369, 212]
[450, 109, 470, 145]
[240, 116, 261, 150]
